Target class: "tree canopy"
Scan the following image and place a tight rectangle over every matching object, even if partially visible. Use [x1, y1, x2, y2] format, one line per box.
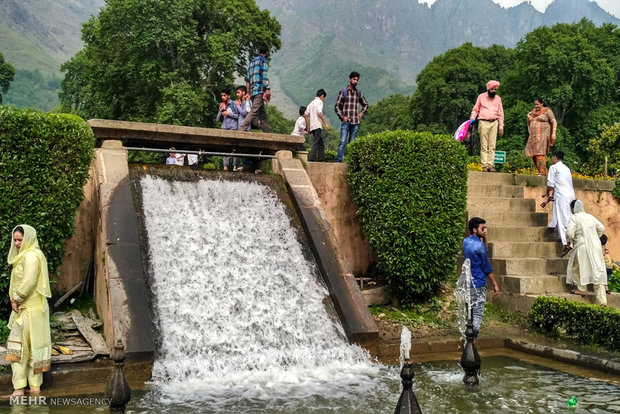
[0, 53, 15, 104]
[358, 94, 412, 137]
[409, 43, 515, 134]
[405, 20, 620, 170]
[59, 0, 281, 127]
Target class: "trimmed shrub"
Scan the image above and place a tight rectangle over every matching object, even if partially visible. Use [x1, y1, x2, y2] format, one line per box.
[0, 106, 94, 317]
[613, 178, 620, 202]
[531, 296, 620, 351]
[347, 130, 468, 303]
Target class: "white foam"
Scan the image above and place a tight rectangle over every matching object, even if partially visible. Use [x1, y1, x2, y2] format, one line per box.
[138, 176, 385, 402]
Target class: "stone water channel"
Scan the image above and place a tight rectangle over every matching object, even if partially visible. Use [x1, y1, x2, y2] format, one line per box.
[4, 171, 619, 412]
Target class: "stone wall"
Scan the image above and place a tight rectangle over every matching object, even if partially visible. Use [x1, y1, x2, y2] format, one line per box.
[523, 179, 620, 261]
[306, 163, 376, 277]
[56, 165, 96, 294]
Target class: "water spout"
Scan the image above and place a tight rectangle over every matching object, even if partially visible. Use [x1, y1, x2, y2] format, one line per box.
[400, 326, 412, 368]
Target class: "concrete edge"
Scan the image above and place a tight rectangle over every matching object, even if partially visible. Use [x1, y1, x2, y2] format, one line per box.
[273, 153, 379, 351]
[505, 338, 620, 376]
[94, 142, 155, 358]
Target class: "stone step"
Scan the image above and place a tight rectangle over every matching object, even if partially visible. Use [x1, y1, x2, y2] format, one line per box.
[491, 257, 568, 276]
[467, 210, 548, 226]
[497, 274, 568, 295]
[467, 171, 515, 185]
[467, 197, 536, 212]
[487, 226, 559, 243]
[489, 241, 563, 258]
[468, 184, 524, 198]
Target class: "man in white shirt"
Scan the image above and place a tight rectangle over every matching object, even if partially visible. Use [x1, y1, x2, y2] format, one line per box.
[541, 150, 575, 256]
[291, 106, 307, 136]
[304, 89, 330, 161]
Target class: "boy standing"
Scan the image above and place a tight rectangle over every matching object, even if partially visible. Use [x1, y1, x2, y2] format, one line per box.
[217, 87, 239, 171]
[305, 89, 330, 162]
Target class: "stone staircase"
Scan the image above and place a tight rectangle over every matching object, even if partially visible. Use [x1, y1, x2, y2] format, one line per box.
[466, 171, 619, 312]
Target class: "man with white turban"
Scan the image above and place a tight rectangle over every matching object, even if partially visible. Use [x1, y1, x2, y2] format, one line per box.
[471, 80, 504, 172]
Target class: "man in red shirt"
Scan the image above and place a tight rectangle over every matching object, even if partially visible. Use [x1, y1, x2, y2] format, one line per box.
[471, 80, 504, 172]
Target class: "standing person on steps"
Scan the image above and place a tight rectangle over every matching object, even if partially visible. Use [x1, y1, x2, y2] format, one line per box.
[470, 80, 504, 172]
[239, 44, 271, 133]
[541, 150, 575, 257]
[334, 71, 369, 163]
[565, 200, 607, 305]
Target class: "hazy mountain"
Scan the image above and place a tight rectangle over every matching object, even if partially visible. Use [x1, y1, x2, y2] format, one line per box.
[0, 0, 617, 115]
[258, 0, 619, 117]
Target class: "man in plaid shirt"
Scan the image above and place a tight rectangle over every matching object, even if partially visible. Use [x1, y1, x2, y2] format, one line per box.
[334, 71, 369, 162]
[240, 44, 271, 132]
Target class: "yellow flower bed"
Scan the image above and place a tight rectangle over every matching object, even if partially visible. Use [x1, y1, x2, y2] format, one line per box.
[571, 171, 614, 181]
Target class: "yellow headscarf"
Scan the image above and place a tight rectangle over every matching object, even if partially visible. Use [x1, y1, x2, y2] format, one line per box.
[7, 224, 51, 299]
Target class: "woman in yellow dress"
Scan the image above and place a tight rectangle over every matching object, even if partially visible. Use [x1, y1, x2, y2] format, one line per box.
[525, 97, 557, 175]
[6, 225, 52, 396]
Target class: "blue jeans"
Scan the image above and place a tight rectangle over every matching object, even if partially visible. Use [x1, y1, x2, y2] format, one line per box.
[470, 286, 487, 337]
[337, 122, 360, 162]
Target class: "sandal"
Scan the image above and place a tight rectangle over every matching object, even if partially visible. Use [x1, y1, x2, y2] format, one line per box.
[560, 246, 572, 257]
[570, 290, 587, 297]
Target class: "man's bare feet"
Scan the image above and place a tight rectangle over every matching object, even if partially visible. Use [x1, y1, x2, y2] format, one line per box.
[10, 389, 24, 397]
[29, 387, 40, 395]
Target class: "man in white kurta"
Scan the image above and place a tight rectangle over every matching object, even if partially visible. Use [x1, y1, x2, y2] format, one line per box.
[566, 200, 607, 305]
[543, 151, 575, 255]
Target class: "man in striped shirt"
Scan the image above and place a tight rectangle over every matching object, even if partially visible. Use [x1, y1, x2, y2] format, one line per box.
[334, 71, 369, 163]
[240, 44, 271, 132]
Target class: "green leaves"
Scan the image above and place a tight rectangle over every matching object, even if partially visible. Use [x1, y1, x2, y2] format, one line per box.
[60, 0, 281, 127]
[0, 106, 94, 320]
[347, 130, 467, 304]
[531, 296, 620, 351]
[0, 53, 15, 104]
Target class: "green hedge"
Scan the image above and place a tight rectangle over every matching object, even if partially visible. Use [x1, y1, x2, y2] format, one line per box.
[347, 130, 468, 303]
[613, 178, 620, 202]
[531, 296, 620, 351]
[0, 106, 94, 317]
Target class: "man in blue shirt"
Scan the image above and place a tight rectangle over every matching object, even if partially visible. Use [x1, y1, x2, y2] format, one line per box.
[239, 44, 271, 132]
[463, 217, 500, 337]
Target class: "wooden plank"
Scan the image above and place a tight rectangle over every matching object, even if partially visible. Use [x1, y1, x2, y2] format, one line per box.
[51, 351, 97, 364]
[71, 313, 109, 356]
[53, 282, 83, 308]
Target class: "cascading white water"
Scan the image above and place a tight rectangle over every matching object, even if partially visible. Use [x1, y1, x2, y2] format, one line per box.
[137, 175, 391, 408]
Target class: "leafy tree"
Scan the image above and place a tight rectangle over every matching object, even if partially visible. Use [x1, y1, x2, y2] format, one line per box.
[502, 19, 620, 161]
[588, 123, 620, 176]
[410, 43, 515, 133]
[0, 53, 15, 104]
[265, 105, 294, 135]
[358, 94, 412, 136]
[60, 0, 281, 126]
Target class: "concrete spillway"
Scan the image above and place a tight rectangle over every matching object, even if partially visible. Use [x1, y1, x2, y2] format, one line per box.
[132, 172, 383, 406]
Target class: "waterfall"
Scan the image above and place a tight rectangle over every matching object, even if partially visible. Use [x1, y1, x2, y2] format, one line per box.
[136, 175, 387, 406]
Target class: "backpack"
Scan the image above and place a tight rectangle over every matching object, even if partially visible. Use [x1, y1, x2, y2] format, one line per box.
[341, 87, 362, 100]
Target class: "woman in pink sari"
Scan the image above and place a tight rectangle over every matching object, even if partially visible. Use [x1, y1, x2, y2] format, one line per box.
[525, 98, 557, 175]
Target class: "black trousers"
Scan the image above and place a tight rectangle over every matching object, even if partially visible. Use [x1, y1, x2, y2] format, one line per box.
[308, 128, 324, 161]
